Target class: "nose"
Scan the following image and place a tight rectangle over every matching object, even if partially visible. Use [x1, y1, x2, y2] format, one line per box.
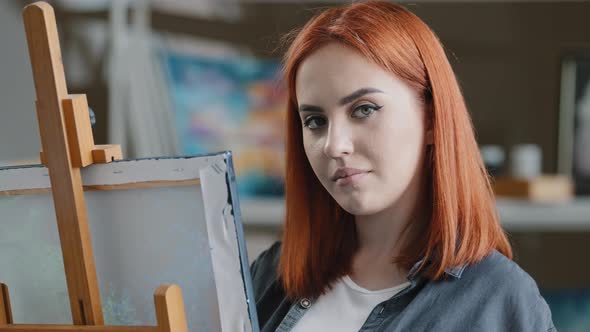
[323, 123, 353, 158]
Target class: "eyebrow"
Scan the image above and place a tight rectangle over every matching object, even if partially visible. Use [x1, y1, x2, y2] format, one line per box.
[298, 87, 384, 113]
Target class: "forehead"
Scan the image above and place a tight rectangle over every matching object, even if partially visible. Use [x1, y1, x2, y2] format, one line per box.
[295, 43, 400, 105]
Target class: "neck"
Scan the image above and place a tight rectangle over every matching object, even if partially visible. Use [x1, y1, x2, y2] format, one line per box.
[354, 200, 418, 259]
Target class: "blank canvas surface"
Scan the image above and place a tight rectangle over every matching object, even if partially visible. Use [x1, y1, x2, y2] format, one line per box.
[0, 193, 71, 323]
[88, 185, 221, 329]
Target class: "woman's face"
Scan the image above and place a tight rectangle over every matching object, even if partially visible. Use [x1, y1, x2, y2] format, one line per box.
[295, 43, 429, 216]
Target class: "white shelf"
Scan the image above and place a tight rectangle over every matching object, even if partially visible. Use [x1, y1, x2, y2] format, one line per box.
[239, 198, 285, 227]
[240, 197, 590, 231]
[496, 198, 590, 231]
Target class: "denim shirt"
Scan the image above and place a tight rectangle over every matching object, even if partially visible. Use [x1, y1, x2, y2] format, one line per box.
[250, 242, 556, 332]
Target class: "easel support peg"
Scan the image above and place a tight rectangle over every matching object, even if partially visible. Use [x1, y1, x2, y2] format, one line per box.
[39, 94, 122, 168]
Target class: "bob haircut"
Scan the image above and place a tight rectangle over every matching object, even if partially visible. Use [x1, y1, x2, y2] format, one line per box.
[280, 1, 512, 300]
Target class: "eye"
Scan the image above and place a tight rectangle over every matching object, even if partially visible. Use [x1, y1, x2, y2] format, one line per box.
[351, 104, 382, 119]
[303, 115, 327, 130]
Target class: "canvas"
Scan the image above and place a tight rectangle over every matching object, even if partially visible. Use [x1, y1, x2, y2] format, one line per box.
[0, 152, 258, 331]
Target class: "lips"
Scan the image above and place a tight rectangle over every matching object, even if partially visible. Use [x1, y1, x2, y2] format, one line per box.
[331, 167, 369, 182]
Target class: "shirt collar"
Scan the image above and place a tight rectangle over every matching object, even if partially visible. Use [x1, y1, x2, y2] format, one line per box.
[406, 257, 467, 281]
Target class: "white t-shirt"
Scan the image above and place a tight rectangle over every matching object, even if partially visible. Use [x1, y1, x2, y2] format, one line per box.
[291, 276, 412, 332]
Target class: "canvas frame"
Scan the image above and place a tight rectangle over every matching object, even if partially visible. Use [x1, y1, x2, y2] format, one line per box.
[0, 151, 259, 331]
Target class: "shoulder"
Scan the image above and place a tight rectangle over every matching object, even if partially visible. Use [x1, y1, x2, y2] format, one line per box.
[249, 241, 291, 331]
[456, 249, 555, 330]
[463, 249, 541, 296]
[250, 241, 282, 297]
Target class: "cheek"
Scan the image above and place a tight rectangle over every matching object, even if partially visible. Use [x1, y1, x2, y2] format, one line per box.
[303, 134, 326, 171]
[370, 112, 425, 174]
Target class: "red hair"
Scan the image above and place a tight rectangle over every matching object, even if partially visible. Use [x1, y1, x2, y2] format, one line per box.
[280, 1, 512, 300]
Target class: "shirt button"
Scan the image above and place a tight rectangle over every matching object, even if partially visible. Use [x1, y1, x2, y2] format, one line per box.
[299, 298, 311, 309]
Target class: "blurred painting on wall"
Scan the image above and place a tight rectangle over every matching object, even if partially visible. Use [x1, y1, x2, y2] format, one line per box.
[559, 55, 590, 195]
[161, 52, 287, 199]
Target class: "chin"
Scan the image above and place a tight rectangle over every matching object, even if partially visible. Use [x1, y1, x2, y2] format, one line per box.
[336, 196, 382, 216]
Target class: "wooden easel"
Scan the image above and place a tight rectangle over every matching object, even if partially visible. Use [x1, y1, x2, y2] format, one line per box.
[0, 2, 188, 331]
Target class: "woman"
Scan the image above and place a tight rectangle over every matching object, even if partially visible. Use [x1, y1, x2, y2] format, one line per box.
[250, 2, 555, 331]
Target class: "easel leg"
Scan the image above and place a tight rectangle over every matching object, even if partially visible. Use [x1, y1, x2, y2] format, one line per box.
[0, 283, 13, 324]
[154, 285, 188, 332]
